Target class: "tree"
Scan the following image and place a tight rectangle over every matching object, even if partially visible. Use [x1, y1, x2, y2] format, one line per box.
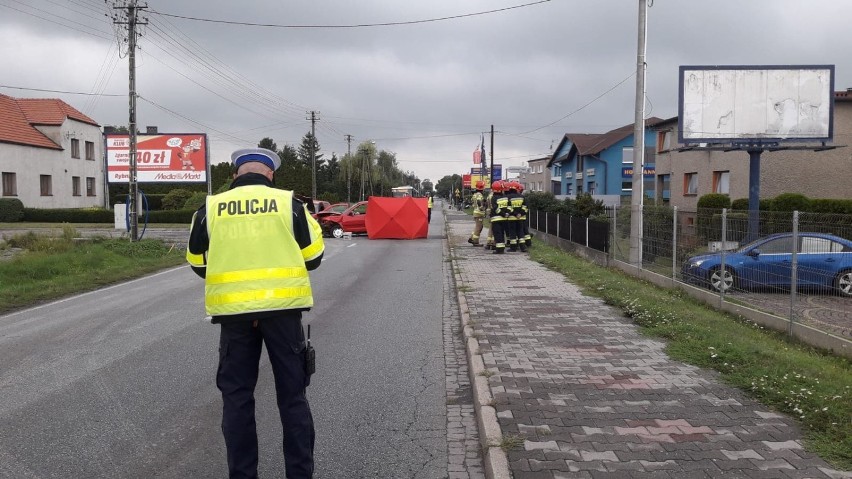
[258, 137, 277, 152]
[435, 174, 462, 199]
[297, 132, 324, 169]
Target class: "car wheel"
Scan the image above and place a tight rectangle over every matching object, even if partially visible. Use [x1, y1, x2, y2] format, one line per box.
[835, 270, 852, 297]
[708, 267, 735, 293]
[331, 225, 344, 239]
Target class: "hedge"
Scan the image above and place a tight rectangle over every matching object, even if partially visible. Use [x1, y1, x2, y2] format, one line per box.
[0, 198, 25, 222]
[147, 209, 195, 224]
[23, 208, 114, 223]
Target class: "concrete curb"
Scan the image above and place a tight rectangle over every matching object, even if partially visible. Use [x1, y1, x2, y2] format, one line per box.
[447, 222, 512, 479]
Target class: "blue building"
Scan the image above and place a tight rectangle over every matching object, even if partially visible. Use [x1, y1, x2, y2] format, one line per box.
[547, 118, 663, 201]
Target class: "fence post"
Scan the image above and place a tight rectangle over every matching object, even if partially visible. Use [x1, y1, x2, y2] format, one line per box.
[556, 212, 559, 238]
[612, 206, 617, 260]
[672, 206, 678, 280]
[720, 208, 728, 307]
[638, 204, 644, 269]
[586, 217, 590, 247]
[789, 210, 799, 337]
[545, 211, 548, 236]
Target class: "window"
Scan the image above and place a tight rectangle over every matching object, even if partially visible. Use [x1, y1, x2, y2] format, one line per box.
[538, 181, 543, 191]
[588, 181, 596, 195]
[621, 181, 632, 192]
[566, 183, 573, 196]
[684, 172, 698, 195]
[760, 237, 793, 254]
[658, 174, 671, 201]
[86, 177, 96, 196]
[713, 171, 730, 194]
[40, 175, 52, 196]
[2, 172, 16, 196]
[657, 130, 673, 152]
[72, 176, 81, 196]
[622, 147, 634, 165]
[71, 138, 80, 159]
[85, 141, 95, 161]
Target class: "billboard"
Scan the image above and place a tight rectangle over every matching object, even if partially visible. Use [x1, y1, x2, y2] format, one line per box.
[678, 65, 834, 143]
[106, 133, 209, 183]
[471, 164, 502, 181]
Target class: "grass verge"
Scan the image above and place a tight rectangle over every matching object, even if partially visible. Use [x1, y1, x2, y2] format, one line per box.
[529, 242, 852, 470]
[0, 229, 185, 314]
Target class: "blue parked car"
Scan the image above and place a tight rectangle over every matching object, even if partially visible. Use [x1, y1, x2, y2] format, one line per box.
[682, 232, 852, 296]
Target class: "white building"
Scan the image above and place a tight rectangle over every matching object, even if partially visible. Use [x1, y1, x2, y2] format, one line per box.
[0, 94, 105, 209]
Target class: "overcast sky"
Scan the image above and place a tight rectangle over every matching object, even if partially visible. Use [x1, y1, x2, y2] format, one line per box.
[1, 0, 850, 184]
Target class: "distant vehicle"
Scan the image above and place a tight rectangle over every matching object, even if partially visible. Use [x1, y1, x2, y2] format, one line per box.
[391, 186, 414, 197]
[682, 232, 852, 296]
[320, 201, 369, 238]
[312, 202, 350, 221]
[312, 200, 331, 214]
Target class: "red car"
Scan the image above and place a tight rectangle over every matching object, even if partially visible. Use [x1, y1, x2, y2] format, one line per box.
[312, 202, 350, 221]
[320, 201, 368, 238]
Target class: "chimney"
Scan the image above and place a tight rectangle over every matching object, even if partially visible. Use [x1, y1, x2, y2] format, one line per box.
[146, 126, 158, 134]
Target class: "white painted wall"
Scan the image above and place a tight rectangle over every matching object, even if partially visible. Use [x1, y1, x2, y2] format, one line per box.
[0, 119, 105, 209]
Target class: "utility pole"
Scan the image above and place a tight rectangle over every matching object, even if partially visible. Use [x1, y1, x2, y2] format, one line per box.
[344, 134, 353, 203]
[629, 0, 648, 266]
[308, 111, 319, 199]
[489, 125, 495, 186]
[114, 0, 146, 241]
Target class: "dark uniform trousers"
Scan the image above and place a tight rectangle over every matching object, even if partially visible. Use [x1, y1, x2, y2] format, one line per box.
[217, 313, 314, 479]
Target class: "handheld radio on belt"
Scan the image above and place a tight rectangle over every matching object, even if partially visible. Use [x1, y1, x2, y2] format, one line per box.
[305, 325, 316, 378]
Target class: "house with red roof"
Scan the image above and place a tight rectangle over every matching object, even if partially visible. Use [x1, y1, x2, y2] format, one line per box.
[0, 94, 105, 209]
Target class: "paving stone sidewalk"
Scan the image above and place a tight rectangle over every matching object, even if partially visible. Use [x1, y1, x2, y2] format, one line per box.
[446, 217, 849, 479]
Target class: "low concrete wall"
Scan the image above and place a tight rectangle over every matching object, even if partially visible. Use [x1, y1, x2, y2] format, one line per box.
[531, 228, 852, 359]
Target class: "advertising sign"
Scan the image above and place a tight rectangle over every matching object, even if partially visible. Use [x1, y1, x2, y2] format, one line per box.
[622, 166, 656, 178]
[106, 134, 208, 183]
[470, 164, 502, 181]
[678, 65, 834, 143]
[463, 174, 471, 188]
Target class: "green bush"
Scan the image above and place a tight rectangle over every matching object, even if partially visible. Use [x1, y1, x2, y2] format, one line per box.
[0, 198, 25, 222]
[809, 199, 852, 215]
[147, 209, 194, 224]
[731, 198, 749, 210]
[697, 193, 731, 209]
[773, 193, 810, 212]
[23, 208, 113, 223]
[161, 189, 194, 210]
[184, 192, 207, 210]
[525, 191, 560, 212]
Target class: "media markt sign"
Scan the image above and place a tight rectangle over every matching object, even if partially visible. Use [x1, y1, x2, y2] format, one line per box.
[106, 133, 209, 183]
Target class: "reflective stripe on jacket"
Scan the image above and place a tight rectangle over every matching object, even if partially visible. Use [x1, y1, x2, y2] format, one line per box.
[490, 194, 510, 222]
[204, 186, 315, 316]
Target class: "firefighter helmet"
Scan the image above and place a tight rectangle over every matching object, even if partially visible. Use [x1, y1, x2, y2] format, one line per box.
[491, 181, 504, 193]
[475, 180, 485, 190]
[505, 181, 518, 192]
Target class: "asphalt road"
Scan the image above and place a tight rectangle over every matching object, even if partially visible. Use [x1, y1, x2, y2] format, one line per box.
[0, 218, 447, 478]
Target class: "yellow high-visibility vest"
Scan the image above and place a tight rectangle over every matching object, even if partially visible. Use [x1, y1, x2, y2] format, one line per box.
[203, 186, 316, 316]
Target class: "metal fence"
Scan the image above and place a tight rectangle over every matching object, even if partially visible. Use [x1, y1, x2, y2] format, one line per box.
[604, 206, 852, 339]
[529, 209, 609, 253]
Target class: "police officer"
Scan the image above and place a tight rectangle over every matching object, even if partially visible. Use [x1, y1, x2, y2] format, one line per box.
[467, 180, 486, 246]
[489, 180, 510, 254]
[186, 148, 324, 479]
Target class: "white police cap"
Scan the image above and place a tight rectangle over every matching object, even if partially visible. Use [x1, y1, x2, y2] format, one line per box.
[230, 148, 281, 171]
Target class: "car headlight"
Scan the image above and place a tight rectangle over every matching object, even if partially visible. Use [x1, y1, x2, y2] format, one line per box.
[689, 259, 705, 268]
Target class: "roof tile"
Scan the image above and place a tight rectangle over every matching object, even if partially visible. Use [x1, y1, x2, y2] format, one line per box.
[0, 94, 98, 150]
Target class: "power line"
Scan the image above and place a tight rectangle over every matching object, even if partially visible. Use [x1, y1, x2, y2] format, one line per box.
[0, 84, 123, 96]
[0, 1, 114, 40]
[137, 95, 253, 145]
[147, 0, 551, 29]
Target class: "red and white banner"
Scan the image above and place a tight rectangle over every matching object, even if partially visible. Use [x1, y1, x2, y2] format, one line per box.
[106, 134, 208, 183]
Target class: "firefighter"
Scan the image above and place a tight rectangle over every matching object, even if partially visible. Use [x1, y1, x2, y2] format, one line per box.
[483, 184, 495, 250]
[467, 180, 486, 246]
[489, 180, 510, 254]
[186, 148, 324, 479]
[518, 182, 531, 247]
[505, 181, 523, 252]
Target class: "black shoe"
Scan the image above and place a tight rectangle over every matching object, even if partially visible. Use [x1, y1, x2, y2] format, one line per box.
[492, 248, 505, 254]
[519, 246, 527, 252]
[467, 238, 475, 245]
[508, 247, 518, 252]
